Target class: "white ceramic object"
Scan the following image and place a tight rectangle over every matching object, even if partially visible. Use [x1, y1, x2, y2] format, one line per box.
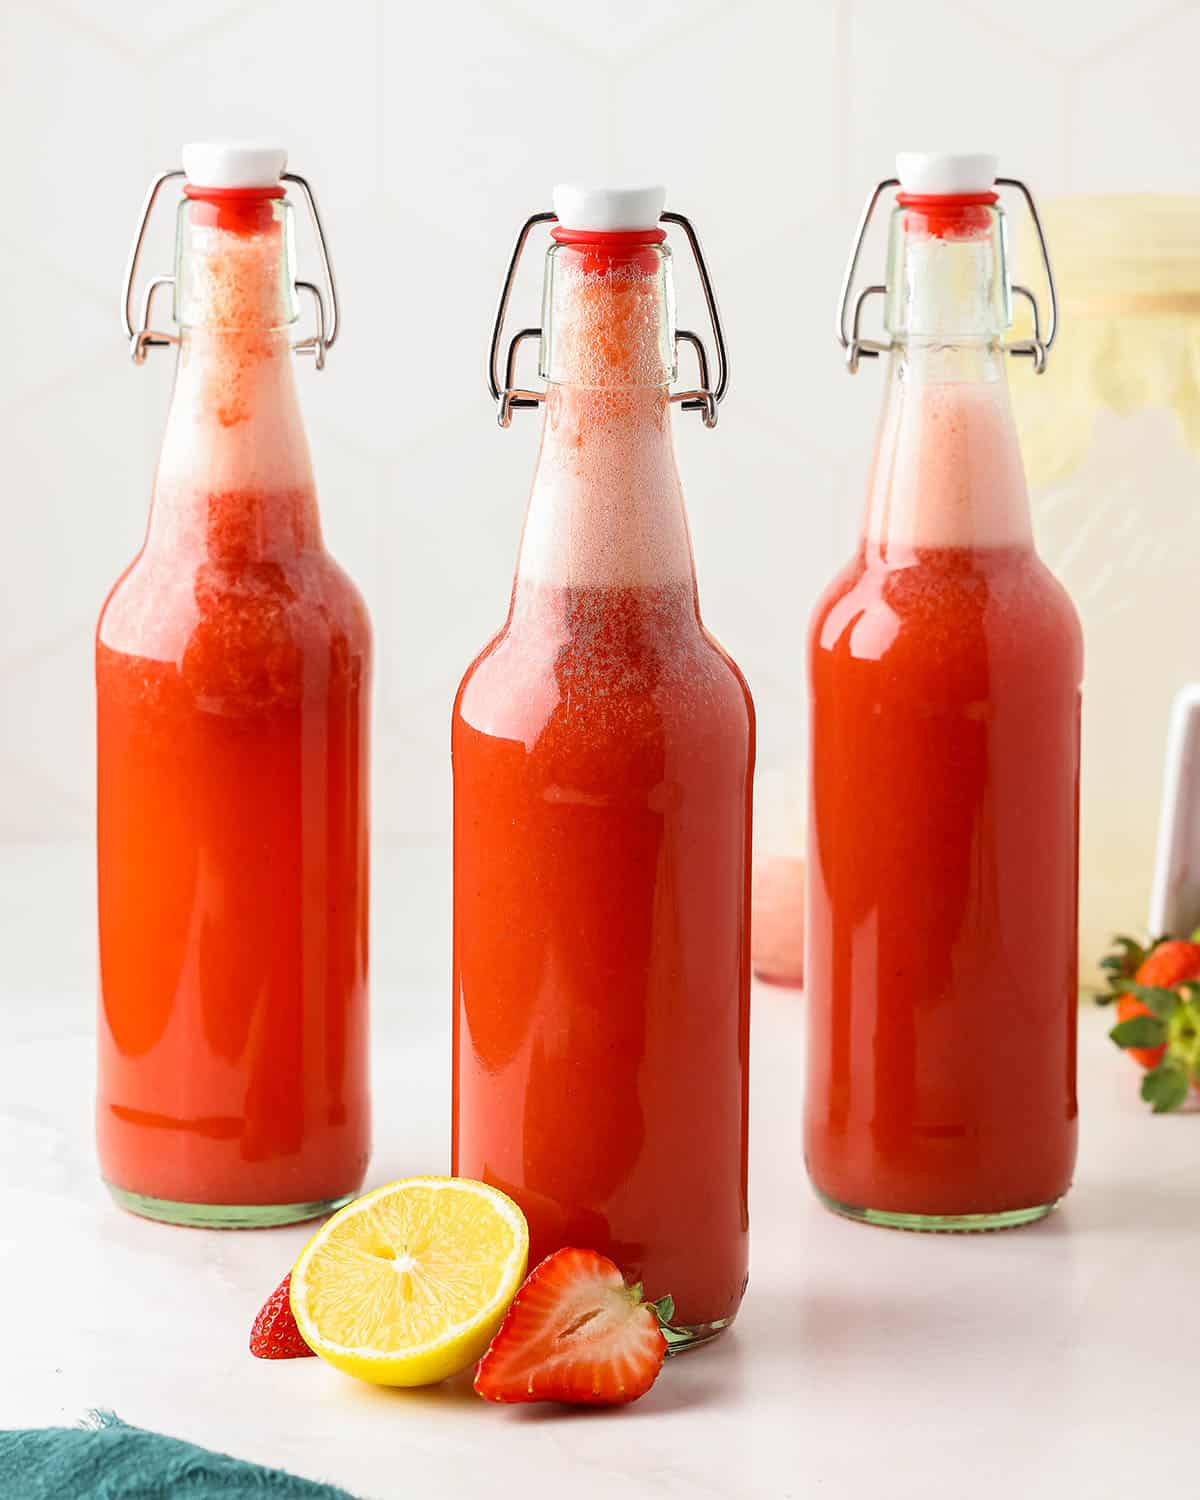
[1148, 683, 1200, 938]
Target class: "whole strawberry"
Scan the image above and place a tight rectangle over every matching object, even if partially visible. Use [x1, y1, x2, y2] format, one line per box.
[1099, 934, 1200, 1112]
[474, 1247, 681, 1406]
[250, 1272, 314, 1360]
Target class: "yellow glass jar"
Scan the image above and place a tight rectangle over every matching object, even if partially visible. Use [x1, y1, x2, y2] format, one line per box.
[1011, 196, 1200, 988]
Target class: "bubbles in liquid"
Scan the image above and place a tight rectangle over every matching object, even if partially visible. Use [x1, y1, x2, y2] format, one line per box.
[867, 380, 1033, 551]
[157, 216, 312, 518]
[545, 257, 673, 391]
[520, 260, 694, 591]
[106, 213, 326, 669]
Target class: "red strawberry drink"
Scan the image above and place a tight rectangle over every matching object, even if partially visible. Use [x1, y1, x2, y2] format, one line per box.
[806, 156, 1082, 1227]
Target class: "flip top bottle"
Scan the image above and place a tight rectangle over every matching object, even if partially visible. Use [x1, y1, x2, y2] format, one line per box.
[807, 154, 1082, 1230]
[97, 144, 371, 1226]
[452, 186, 754, 1341]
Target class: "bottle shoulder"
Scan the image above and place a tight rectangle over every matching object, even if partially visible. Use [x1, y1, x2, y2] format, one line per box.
[454, 611, 753, 746]
[810, 546, 1082, 676]
[101, 544, 369, 645]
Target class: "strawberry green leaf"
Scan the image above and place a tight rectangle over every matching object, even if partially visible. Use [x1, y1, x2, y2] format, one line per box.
[1102, 935, 1149, 975]
[1097, 937, 1156, 1005]
[1110, 1015, 1168, 1049]
[651, 1294, 675, 1325]
[1141, 1061, 1190, 1113]
[1118, 983, 1181, 1019]
[649, 1293, 692, 1355]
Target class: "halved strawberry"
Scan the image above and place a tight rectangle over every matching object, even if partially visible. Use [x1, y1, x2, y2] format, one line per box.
[474, 1248, 673, 1406]
[249, 1272, 314, 1360]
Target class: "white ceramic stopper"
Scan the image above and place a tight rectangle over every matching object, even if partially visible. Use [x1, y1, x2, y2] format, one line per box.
[552, 184, 666, 232]
[182, 142, 287, 190]
[895, 152, 998, 195]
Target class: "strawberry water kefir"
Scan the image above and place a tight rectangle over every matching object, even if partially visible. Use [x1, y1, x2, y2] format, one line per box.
[806, 168, 1082, 1228]
[97, 149, 370, 1225]
[453, 193, 753, 1338]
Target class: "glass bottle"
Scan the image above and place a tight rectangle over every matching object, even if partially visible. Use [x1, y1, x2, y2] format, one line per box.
[807, 154, 1081, 1230]
[97, 144, 371, 1227]
[452, 186, 753, 1342]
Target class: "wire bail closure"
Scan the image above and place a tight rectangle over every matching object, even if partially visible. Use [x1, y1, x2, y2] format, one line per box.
[120, 169, 340, 369]
[836, 176, 1058, 375]
[487, 210, 729, 429]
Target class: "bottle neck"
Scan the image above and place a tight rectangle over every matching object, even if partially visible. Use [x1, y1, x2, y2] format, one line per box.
[147, 193, 320, 563]
[512, 238, 697, 617]
[863, 198, 1032, 560]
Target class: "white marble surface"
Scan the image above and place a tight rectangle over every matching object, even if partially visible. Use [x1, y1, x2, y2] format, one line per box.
[1, 840, 1195, 1499]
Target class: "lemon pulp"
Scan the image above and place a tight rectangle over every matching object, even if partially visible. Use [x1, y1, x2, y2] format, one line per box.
[290, 1176, 529, 1386]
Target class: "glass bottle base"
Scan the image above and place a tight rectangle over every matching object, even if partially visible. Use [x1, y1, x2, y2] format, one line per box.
[105, 1183, 355, 1229]
[663, 1312, 737, 1356]
[814, 1186, 1060, 1233]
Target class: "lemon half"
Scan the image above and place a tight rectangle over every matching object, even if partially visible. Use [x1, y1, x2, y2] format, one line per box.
[290, 1176, 529, 1386]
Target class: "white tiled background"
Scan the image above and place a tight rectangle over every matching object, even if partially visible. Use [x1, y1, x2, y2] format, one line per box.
[2, 0, 1195, 857]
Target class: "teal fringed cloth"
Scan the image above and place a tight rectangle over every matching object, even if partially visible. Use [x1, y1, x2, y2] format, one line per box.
[0, 1411, 361, 1499]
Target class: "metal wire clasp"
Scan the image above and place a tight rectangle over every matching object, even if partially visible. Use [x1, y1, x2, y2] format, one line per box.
[487, 210, 729, 429]
[120, 169, 340, 369]
[835, 175, 1058, 374]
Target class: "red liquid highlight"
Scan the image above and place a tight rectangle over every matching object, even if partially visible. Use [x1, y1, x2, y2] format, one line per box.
[452, 580, 753, 1326]
[805, 543, 1081, 1215]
